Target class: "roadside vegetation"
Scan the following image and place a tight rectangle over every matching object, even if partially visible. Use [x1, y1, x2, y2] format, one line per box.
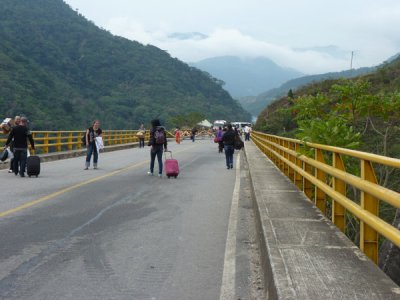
[255, 57, 400, 284]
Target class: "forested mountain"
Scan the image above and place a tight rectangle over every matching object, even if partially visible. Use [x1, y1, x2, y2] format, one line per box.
[240, 66, 375, 117]
[0, 0, 250, 130]
[190, 56, 303, 98]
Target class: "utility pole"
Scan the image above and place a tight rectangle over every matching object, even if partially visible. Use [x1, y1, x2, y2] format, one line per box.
[350, 51, 354, 75]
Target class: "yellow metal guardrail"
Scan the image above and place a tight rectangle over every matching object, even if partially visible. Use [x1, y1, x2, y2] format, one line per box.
[252, 131, 400, 264]
[0, 129, 176, 154]
[0, 130, 149, 154]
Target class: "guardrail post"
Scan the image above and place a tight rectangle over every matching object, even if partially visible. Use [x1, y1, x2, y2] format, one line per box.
[303, 162, 313, 201]
[278, 138, 284, 172]
[315, 149, 327, 214]
[44, 132, 49, 154]
[56, 132, 62, 152]
[76, 131, 86, 149]
[283, 140, 289, 176]
[332, 153, 346, 232]
[68, 132, 73, 151]
[360, 160, 379, 264]
[294, 143, 303, 190]
[288, 142, 295, 182]
[133, 131, 137, 143]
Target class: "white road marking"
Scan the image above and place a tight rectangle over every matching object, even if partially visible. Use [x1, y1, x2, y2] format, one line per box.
[220, 154, 241, 300]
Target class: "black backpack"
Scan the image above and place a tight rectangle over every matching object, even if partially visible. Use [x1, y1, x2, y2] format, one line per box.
[81, 133, 87, 146]
[234, 135, 244, 150]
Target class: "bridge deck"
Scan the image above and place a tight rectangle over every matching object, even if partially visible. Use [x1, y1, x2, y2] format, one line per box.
[244, 141, 400, 299]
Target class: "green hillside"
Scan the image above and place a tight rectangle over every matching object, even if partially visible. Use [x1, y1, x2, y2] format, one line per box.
[240, 66, 375, 117]
[0, 0, 250, 130]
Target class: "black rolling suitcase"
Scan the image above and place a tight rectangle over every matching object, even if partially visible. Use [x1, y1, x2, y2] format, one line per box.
[27, 155, 41, 177]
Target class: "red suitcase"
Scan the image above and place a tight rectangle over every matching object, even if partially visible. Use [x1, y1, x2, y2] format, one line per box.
[164, 151, 179, 178]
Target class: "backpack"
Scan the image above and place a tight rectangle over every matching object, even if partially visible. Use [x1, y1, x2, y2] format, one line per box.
[234, 135, 244, 150]
[154, 128, 166, 144]
[81, 134, 86, 146]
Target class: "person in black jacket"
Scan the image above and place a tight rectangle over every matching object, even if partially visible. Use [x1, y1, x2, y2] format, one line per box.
[4, 117, 35, 177]
[222, 123, 237, 169]
[7, 115, 21, 173]
[147, 119, 168, 177]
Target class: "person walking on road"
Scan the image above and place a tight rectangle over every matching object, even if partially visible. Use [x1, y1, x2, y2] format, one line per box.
[191, 127, 197, 142]
[4, 117, 35, 177]
[216, 126, 224, 153]
[147, 119, 168, 177]
[137, 123, 145, 148]
[84, 120, 102, 170]
[7, 116, 21, 173]
[244, 125, 251, 141]
[222, 124, 236, 169]
[175, 127, 181, 144]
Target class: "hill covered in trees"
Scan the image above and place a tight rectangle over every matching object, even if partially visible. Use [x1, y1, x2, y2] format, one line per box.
[240, 66, 375, 117]
[0, 0, 250, 130]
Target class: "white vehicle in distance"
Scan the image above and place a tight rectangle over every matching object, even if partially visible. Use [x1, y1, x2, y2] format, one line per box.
[231, 122, 252, 131]
[213, 120, 227, 130]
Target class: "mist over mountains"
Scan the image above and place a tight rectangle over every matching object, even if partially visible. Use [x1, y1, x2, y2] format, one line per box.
[190, 56, 303, 98]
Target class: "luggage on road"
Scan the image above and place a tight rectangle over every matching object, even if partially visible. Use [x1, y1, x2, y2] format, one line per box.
[27, 155, 41, 177]
[164, 150, 179, 178]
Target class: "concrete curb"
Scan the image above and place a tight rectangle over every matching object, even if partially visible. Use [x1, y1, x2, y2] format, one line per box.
[243, 141, 400, 299]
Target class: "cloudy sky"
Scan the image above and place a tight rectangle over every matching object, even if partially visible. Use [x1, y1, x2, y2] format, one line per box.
[64, 0, 400, 74]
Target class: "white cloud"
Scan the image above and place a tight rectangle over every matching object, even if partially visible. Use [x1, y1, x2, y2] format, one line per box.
[66, 0, 400, 74]
[106, 20, 350, 74]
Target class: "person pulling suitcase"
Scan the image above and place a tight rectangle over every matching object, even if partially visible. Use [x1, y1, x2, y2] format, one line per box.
[4, 117, 35, 177]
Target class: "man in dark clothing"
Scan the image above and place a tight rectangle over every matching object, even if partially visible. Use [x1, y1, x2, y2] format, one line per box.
[222, 123, 237, 169]
[4, 117, 35, 177]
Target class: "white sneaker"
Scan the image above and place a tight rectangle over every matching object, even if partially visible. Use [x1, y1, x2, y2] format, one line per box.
[147, 172, 154, 176]
[158, 174, 162, 178]
[8, 170, 13, 173]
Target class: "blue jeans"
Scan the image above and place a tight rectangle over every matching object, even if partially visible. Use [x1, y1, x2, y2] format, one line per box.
[13, 149, 27, 176]
[224, 145, 234, 168]
[86, 142, 98, 165]
[150, 145, 164, 174]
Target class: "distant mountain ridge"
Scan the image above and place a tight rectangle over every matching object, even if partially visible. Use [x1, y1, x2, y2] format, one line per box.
[239, 66, 376, 117]
[190, 56, 303, 98]
[0, 0, 250, 130]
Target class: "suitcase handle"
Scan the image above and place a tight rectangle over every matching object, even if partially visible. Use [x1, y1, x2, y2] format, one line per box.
[164, 150, 173, 159]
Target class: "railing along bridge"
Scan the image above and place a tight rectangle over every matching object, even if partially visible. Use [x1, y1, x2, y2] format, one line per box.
[252, 131, 400, 265]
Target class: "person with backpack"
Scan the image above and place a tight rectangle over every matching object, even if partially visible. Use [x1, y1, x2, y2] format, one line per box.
[221, 123, 237, 169]
[84, 120, 102, 170]
[147, 119, 167, 177]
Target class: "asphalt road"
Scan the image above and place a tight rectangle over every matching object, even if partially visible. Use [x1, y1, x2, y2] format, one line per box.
[0, 139, 264, 299]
